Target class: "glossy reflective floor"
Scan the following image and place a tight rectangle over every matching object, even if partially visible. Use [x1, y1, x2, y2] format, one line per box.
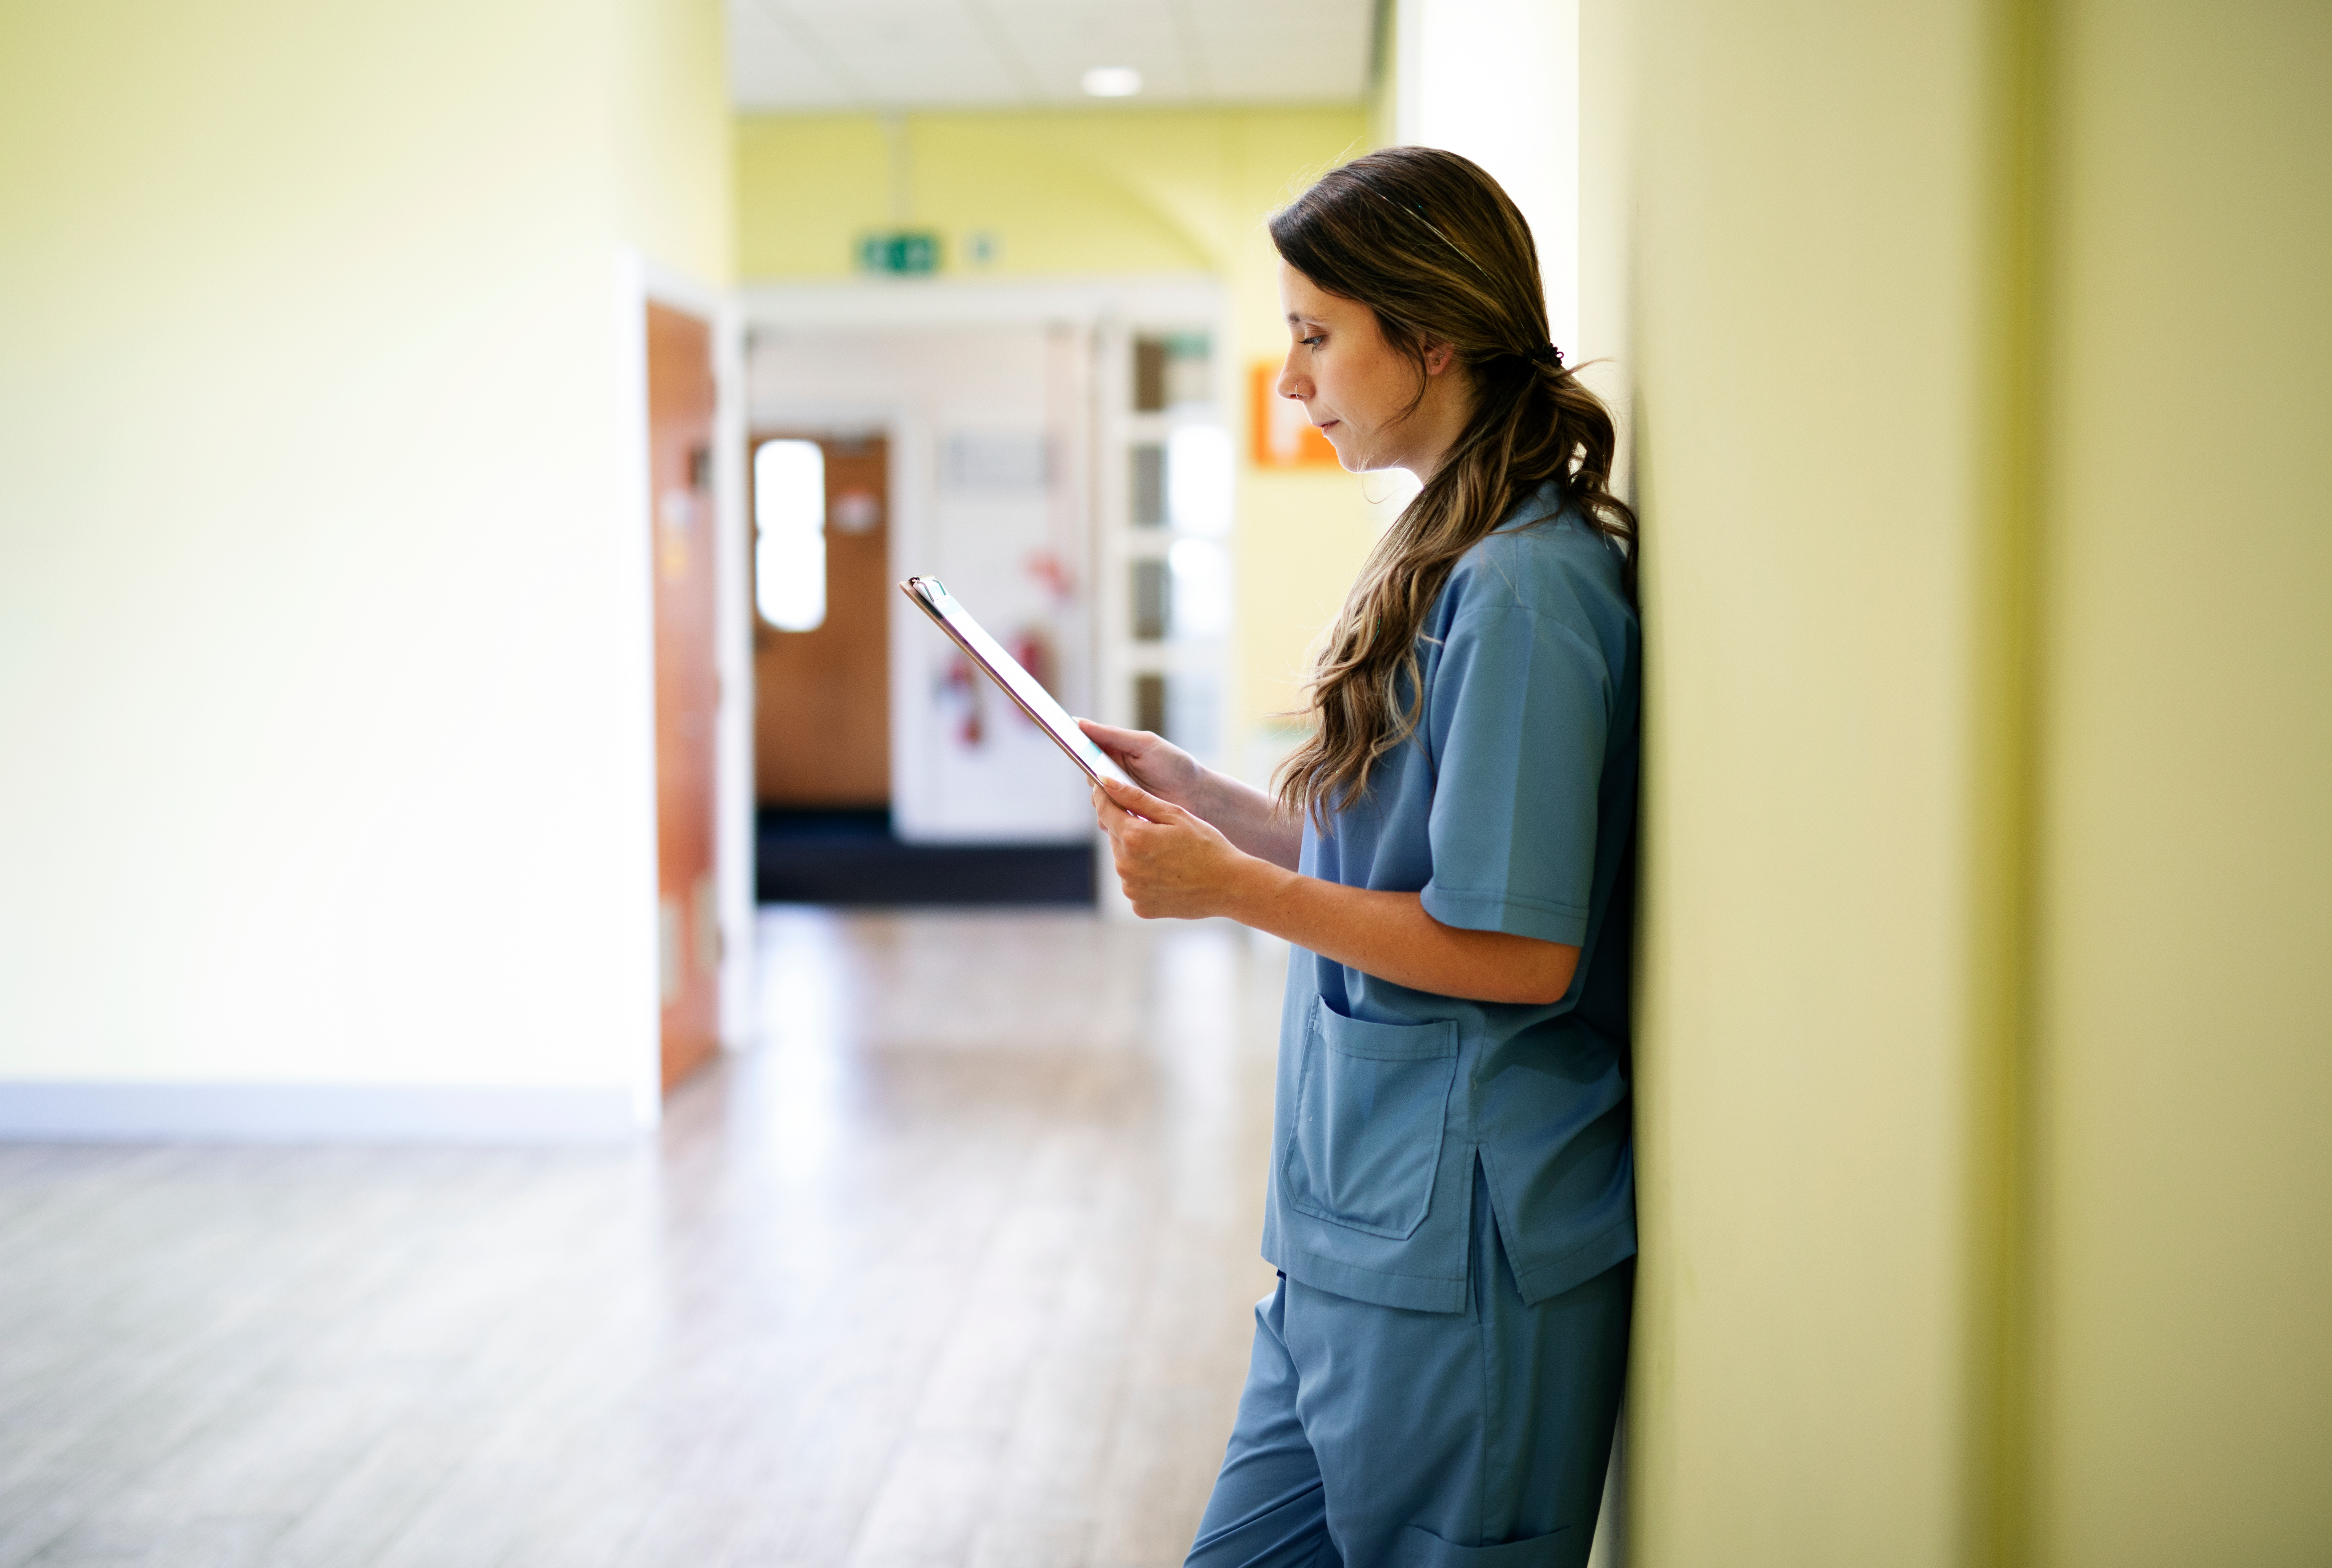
[0, 910, 1287, 1568]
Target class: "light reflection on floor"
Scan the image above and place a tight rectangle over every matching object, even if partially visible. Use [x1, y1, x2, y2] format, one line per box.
[669, 906, 1290, 1567]
[0, 908, 1287, 1568]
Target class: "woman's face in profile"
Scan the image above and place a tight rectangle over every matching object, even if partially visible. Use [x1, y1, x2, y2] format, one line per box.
[1275, 259, 1460, 477]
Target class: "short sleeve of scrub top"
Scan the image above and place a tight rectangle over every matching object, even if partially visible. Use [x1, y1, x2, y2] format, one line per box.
[1419, 601, 1609, 949]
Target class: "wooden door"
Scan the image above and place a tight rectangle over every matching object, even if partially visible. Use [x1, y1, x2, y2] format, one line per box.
[647, 303, 719, 1091]
[754, 434, 891, 805]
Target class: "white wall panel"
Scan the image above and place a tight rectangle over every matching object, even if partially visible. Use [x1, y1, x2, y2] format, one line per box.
[1398, 0, 1581, 357]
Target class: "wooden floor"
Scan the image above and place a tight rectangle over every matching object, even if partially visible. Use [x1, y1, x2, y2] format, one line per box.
[0, 910, 1288, 1568]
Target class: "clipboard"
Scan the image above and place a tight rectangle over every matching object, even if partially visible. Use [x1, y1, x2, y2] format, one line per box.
[899, 576, 1134, 788]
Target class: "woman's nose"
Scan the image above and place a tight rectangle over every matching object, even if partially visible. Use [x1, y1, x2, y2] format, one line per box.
[1275, 353, 1307, 402]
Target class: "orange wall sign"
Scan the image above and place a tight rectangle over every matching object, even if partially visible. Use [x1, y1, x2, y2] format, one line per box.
[1250, 361, 1342, 469]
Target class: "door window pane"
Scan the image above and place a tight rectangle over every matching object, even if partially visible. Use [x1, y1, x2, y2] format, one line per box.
[754, 439, 826, 631]
[1168, 538, 1230, 638]
[1134, 673, 1167, 736]
[1131, 558, 1170, 642]
[1131, 443, 1166, 527]
[1167, 425, 1231, 535]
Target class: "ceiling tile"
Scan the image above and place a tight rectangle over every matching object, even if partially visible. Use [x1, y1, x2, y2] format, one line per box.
[994, 1, 1195, 100]
[729, 0, 1370, 110]
[729, 0, 859, 109]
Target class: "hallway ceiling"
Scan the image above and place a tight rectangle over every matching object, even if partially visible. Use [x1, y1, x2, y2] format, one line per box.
[729, 0, 1376, 110]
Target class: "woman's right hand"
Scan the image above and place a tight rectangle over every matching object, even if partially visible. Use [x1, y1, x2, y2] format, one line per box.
[1082, 717, 1303, 872]
[1078, 720, 1207, 811]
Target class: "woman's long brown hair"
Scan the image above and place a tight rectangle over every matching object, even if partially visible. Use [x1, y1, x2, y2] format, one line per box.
[1270, 146, 1635, 827]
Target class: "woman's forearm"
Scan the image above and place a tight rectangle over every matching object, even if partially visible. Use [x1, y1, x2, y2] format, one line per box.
[1190, 771, 1305, 870]
[1223, 859, 1577, 1005]
[1091, 773, 1573, 1004]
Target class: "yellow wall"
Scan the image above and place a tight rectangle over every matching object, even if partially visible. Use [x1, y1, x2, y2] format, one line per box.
[0, 0, 729, 1110]
[736, 107, 1365, 286]
[1627, 1, 1992, 1559]
[1620, 0, 2332, 1561]
[2031, 1, 2332, 1560]
[615, 0, 736, 285]
[734, 106, 1383, 768]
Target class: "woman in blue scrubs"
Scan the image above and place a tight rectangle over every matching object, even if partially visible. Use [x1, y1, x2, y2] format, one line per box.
[1079, 146, 1638, 1568]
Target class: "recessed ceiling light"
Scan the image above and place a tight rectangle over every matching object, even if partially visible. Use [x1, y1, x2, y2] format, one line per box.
[1081, 67, 1143, 98]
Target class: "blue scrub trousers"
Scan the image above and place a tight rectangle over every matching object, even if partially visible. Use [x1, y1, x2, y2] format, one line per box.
[1187, 1166, 1631, 1568]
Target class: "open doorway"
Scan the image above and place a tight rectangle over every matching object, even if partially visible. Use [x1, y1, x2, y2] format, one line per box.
[747, 416, 1096, 905]
[742, 294, 1229, 907]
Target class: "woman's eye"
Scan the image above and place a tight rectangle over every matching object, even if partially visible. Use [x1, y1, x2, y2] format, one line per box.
[1302, 335, 1326, 348]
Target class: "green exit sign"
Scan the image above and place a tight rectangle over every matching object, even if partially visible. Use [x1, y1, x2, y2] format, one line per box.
[857, 230, 942, 276]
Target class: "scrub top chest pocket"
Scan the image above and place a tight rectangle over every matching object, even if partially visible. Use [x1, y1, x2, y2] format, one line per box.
[1282, 997, 1460, 1241]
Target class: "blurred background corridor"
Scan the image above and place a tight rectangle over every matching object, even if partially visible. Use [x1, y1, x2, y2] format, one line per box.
[3, 0, 2328, 1564]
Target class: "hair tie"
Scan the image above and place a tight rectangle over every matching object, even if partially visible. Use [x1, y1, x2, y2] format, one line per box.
[1523, 343, 1564, 368]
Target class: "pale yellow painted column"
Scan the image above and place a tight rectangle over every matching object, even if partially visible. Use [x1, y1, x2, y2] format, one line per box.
[1621, 0, 2332, 1560]
[2028, 2, 2332, 1561]
[1625, 2, 2002, 1562]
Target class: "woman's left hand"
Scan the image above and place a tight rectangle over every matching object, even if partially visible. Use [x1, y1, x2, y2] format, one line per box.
[1092, 774, 1267, 920]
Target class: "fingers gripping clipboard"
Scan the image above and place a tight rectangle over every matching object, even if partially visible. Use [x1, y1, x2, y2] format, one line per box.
[899, 576, 1133, 788]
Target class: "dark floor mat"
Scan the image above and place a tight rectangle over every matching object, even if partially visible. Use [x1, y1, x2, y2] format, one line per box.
[756, 808, 1095, 906]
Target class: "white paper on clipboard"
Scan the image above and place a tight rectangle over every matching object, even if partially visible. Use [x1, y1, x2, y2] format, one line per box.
[901, 576, 1134, 788]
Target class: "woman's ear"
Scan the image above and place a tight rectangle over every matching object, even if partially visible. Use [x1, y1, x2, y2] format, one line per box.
[1421, 340, 1455, 377]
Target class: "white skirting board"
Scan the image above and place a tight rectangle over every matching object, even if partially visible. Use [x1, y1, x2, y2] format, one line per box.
[0, 1081, 644, 1144]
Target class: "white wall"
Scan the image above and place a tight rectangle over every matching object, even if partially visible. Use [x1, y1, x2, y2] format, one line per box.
[1397, 0, 1583, 357]
[0, 0, 732, 1139]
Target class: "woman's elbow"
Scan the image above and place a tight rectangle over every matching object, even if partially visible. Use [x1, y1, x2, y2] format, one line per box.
[1492, 940, 1580, 1006]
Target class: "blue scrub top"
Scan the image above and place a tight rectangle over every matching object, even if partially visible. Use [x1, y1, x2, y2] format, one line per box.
[1261, 481, 1639, 1314]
